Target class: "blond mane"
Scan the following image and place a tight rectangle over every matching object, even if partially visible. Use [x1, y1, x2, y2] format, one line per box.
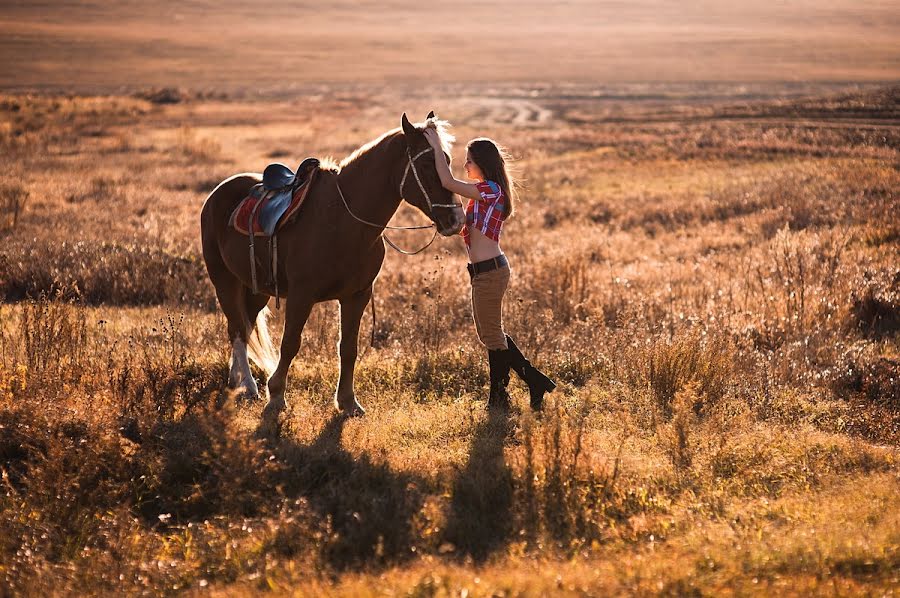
[422, 117, 455, 155]
[320, 117, 455, 174]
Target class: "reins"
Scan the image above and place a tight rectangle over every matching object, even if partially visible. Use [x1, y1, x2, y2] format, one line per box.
[334, 180, 433, 231]
[333, 145, 459, 255]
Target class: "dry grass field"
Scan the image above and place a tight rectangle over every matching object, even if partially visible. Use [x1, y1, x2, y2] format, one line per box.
[1, 81, 898, 596]
[1, 2, 900, 594]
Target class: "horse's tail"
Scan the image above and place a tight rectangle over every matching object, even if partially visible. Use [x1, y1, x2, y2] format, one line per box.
[247, 307, 278, 379]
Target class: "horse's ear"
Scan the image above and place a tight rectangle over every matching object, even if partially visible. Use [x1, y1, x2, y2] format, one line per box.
[401, 113, 417, 138]
[426, 110, 435, 119]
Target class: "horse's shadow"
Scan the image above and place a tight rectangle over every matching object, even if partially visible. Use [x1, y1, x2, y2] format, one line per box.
[441, 408, 515, 562]
[271, 407, 517, 567]
[268, 413, 428, 570]
[140, 403, 517, 570]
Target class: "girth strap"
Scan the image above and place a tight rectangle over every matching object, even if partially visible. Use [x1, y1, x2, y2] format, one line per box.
[272, 234, 280, 310]
[248, 193, 267, 295]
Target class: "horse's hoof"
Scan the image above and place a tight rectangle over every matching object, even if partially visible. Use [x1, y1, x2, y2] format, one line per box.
[256, 416, 277, 438]
[241, 378, 259, 399]
[255, 400, 284, 437]
[262, 399, 285, 418]
[335, 398, 366, 418]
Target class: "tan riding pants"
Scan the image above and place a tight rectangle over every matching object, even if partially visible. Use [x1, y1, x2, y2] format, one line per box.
[470, 265, 510, 350]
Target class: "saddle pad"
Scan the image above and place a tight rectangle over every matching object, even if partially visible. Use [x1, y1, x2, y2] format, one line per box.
[229, 169, 317, 236]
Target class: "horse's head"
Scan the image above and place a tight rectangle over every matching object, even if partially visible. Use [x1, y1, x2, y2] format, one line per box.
[400, 112, 465, 237]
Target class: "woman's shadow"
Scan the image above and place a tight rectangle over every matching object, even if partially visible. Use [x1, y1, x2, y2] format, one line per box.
[442, 408, 514, 562]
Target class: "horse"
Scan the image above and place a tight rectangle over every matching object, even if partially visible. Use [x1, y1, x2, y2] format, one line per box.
[200, 112, 463, 419]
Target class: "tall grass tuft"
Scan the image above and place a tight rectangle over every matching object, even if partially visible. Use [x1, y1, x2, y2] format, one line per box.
[18, 295, 88, 395]
[0, 183, 27, 231]
[634, 332, 733, 418]
[659, 383, 698, 480]
[513, 403, 650, 555]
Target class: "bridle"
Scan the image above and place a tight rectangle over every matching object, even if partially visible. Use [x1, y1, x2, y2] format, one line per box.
[334, 144, 462, 255]
[401, 146, 462, 212]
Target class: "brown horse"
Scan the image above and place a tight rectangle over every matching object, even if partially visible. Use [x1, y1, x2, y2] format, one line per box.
[200, 113, 463, 419]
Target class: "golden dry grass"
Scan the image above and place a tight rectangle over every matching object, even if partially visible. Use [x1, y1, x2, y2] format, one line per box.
[1, 83, 899, 595]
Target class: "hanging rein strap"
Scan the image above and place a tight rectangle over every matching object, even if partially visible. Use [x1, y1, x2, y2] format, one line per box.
[383, 229, 438, 255]
[333, 145, 460, 254]
[334, 179, 433, 231]
[336, 143, 461, 349]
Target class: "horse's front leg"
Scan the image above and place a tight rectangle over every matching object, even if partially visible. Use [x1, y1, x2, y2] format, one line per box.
[335, 286, 372, 417]
[263, 294, 314, 419]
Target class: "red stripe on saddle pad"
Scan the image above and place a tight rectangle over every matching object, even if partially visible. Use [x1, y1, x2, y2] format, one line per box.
[229, 172, 316, 236]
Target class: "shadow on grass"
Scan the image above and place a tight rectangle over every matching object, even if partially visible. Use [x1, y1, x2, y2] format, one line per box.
[135, 410, 429, 570]
[272, 413, 428, 570]
[134, 405, 518, 571]
[441, 408, 514, 562]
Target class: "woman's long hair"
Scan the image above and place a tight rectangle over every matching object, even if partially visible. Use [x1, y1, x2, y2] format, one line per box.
[467, 138, 516, 219]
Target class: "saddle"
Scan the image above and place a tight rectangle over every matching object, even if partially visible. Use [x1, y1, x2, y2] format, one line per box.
[228, 157, 320, 304]
[230, 157, 320, 236]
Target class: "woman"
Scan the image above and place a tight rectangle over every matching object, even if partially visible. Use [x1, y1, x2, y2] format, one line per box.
[423, 127, 555, 410]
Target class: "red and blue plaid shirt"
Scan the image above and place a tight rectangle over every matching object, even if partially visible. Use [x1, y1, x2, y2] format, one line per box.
[461, 180, 506, 248]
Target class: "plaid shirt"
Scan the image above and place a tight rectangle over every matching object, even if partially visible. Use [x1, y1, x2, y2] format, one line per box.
[461, 180, 506, 248]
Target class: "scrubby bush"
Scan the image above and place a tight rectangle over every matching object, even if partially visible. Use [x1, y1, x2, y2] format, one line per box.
[628, 332, 733, 418]
[0, 240, 214, 309]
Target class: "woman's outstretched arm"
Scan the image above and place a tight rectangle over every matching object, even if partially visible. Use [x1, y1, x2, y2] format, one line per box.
[423, 128, 483, 200]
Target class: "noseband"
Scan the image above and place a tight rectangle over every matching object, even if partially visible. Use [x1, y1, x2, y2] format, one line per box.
[401, 146, 463, 212]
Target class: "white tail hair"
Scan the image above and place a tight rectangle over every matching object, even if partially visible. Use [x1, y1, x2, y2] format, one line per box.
[246, 307, 278, 378]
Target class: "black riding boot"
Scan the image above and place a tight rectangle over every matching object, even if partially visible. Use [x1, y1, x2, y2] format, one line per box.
[487, 348, 512, 410]
[505, 335, 556, 410]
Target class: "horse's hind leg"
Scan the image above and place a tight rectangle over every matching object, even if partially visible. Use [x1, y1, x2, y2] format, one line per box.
[227, 291, 271, 393]
[334, 286, 372, 417]
[210, 275, 259, 399]
[201, 191, 266, 399]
